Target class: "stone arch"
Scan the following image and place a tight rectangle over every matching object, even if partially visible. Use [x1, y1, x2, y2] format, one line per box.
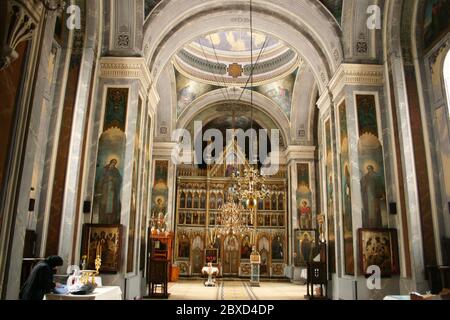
[177, 89, 292, 146]
[143, 0, 343, 93]
[291, 64, 318, 144]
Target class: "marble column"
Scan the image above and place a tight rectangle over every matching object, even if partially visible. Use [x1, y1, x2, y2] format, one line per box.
[85, 57, 155, 300]
[324, 63, 407, 299]
[152, 142, 179, 233]
[1, 4, 60, 299]
[284, 146, 316, 282]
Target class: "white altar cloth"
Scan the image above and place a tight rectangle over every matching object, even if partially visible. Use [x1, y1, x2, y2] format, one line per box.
[45, 286, 122, 300]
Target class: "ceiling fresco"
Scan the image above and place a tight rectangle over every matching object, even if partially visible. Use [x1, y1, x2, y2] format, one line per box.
[194, 30, 281, 53]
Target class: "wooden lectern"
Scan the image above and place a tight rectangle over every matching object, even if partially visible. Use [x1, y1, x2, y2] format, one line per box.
[147, 231, 173, 299]
[305, 262, 328, 300]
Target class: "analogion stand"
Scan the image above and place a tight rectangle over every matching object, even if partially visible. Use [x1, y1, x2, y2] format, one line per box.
[146, 231, 173, 299]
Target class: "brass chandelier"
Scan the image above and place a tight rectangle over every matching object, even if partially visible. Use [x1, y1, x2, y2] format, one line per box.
[233, 167, 270, 210]
[232, 0, 270, 213]
[209, 0, 270, 242]
[213, 194, 251, 238]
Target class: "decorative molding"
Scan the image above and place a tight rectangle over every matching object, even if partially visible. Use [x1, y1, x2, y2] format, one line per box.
[242, 49, 297, 76]
[177, 48, 227, 75]
[99, 57, 153, 92]
[0, 0, 44, 70]
[317, 88, 332, 118]
[328, 63, 384, 98]
[153, 142, 178, 158]
[284, 146, 316, 162]
[174, 56, 301, 88]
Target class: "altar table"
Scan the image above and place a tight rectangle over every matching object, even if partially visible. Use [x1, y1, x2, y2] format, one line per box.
[45, 286, 122, 300]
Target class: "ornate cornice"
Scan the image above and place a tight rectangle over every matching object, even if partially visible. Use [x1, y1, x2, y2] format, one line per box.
[284, 145, 316, 162]
[328, 63, 384, 98]
[99, 57, 153, 92]
[153, 142, 179, 158]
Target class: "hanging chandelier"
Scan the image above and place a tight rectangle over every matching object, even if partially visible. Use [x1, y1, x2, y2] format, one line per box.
[210, 194, 252, 243]
[233, 167, 270, 210]
[232, 0, 270, 212]
[219, 195, 250, 234]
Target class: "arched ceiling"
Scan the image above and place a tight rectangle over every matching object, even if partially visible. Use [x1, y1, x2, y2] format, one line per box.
[183, 102, 286, 148]
[178, 89, 291, 146]
[143, 0, 345, 146]
[143, 0, 344, 93]
[174, 29, 300, 86]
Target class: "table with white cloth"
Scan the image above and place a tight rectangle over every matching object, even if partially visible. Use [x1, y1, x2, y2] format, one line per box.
[45, 286, 123, 300]
[383, 295, 411, 300]
[201, 265, 219, 287]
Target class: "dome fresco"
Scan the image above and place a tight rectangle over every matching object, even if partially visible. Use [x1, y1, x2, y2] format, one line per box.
[193, 30, 281, 53]
[174, 29, 299, 88]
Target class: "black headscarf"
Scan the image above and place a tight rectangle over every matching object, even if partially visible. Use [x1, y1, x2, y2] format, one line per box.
[46, 256, 63, 268]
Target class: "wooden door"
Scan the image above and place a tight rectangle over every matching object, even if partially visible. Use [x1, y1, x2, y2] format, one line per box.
[191, 236, 204, 274]
[192, 248, 204, 274]
[223, 235, 240, 275]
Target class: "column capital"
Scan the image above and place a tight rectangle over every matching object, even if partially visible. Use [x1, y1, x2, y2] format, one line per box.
[153, 142, 178, 158]
[328, 63, 384, 98]
[99, 57, 156, 98]
[284, 145, 316, 163]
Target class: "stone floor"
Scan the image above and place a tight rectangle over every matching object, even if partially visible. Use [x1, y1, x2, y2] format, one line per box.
[161, 280, 307, 300]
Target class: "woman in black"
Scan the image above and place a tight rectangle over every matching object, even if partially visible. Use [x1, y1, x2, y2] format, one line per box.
[19, 256, 63, 300]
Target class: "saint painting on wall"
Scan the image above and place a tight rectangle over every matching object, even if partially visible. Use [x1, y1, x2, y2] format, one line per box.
[176, 71, 217, 116]
[178, 235, 190, 259]
[298, 200, 312, 230]
[81, 224, 122, 273]
[93, 88, 128, 225]
[356, 95, 388, 229]
[294, 229, 316, 265]
[271, 236, 284, 261]
[151, 160, 169, 228]
[297, 163, 313, 229]
[359, 228, 399, 277]
[255, 70, 296, 118]
[325, 120, 336, 273]
[241, 235, 252, 260]
[99, 158, 123, 224]
[94, 129, 126, 225]
[258, 237, 270, 275]
[339, 102, 355, 275]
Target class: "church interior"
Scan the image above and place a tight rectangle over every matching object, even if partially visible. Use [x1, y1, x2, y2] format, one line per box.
[1, 0, 450, 301]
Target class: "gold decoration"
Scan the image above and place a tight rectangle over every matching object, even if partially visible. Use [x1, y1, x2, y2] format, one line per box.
[213, 194, 251, 238]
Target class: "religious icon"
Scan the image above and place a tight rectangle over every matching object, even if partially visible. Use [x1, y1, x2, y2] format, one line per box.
[180, 192, 186, 208]
[178, 235, 190, 259]
[271, 194, 278, 210]
[299, 200, 312, 229]
[187, 192, 193, 208]
[361, 165, 386, 228]
[271, 236, 284, 260]
[179, 211, 185, 224]
[200, 193, 206, 208]
[241, 235, 252, 260]
[99, 159, 122, 224]
[359, 228, 399, 277]
[294, 229, 316, 265]
[278, 194, 284, 210]
[81, 224, 122, 273]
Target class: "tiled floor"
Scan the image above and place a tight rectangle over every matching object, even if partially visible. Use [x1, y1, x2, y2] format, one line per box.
[164, 280, 307, 300]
